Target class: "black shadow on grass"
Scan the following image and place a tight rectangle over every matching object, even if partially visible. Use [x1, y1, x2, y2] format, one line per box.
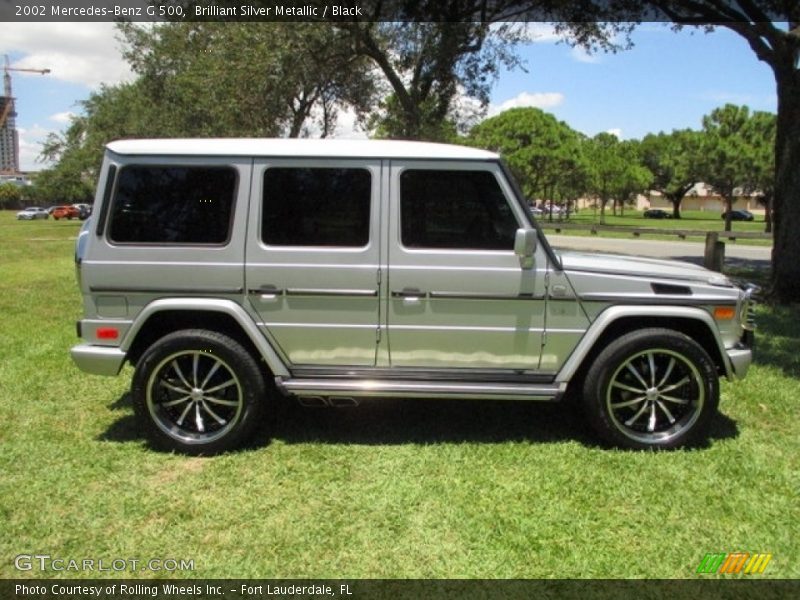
[750, 305, 800, 378]
[98, 392, 141, 444]
[264, 394, 739, 448]
[269, 397, 583, 446]
[98, 391, 739, 451]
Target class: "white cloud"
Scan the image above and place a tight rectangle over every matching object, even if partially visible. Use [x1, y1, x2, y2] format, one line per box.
[489, 91, 565, 116]
[516, 23, 563, 44]
[49, 111, 76, 124]
[570, 46, 602, 64]
[17, 125, 55, 172]
[0, 23, 133, 88]
[606, 128, 623, 138]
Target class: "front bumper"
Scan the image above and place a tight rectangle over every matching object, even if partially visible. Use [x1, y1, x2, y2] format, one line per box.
[70, 344, 126, 376]
[726, 346, 753, 380]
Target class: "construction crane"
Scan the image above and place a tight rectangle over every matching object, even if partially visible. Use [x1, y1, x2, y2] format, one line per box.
[1, 55, 51, 174]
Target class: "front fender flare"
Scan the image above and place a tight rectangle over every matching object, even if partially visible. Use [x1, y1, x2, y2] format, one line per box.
[555, 305, 731, 383]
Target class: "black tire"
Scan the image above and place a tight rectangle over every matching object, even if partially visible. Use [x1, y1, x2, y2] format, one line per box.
[131, 329, 267, 455]
[582, 328, 718, 450]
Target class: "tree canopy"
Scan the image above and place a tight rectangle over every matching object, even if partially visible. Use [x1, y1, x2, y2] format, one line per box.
[467, 107, 586, 205]
[640, 129, 703, 219]
[699, 104, 775, 232]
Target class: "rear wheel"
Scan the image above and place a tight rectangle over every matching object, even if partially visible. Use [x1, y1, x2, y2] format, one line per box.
[582, 328, 718, 450]
[132, 329, 267, 454]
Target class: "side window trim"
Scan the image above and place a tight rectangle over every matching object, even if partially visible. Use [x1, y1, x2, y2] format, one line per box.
[95, 164, 116, 237]
[398, 167, 521, 252]
[260, 166, 372, 249]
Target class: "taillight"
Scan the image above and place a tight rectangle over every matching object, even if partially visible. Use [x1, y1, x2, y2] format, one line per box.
[96, 327, 119, 340]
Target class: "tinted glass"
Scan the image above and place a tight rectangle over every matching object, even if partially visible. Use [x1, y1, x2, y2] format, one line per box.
[109, 166, 236, 244]
[262, 168, 371, 247]
[400, 170, 518, 250]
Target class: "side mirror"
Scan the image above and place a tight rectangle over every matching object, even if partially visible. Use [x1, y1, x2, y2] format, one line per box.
[514, 228, 537, 269]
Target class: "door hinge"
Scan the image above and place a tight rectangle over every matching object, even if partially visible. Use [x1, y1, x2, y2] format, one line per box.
[377, 268, 382, 285]
[376, 327, 382, 343]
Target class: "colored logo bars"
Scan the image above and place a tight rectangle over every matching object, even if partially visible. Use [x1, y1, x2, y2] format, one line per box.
[696, 552, 772, 574]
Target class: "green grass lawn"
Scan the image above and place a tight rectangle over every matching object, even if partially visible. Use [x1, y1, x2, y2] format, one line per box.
[570, 209, 766, 231]
[537, 210, 772, 246]
[0, 211, 798, 579]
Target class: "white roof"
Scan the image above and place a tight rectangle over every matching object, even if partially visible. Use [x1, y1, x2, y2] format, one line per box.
[106, 138, 498, 161]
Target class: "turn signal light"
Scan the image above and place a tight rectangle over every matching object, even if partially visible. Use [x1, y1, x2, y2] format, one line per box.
[714, 307, 736, 320]
[96, 327, 119, 340]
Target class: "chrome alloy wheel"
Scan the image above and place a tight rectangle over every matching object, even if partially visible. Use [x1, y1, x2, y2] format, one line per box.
[146, 350, 243, 445]
[605, 348, 705, 445]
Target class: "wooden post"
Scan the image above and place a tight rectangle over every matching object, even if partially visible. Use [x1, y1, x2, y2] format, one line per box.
[704, 232, 725, 271]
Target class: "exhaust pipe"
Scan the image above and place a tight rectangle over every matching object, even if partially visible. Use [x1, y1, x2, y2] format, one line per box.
[328, 396, 359, 408]
[297, 396, 329, 408]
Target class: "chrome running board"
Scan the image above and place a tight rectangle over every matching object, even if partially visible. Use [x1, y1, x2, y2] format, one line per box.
[276, 377, 565, 402]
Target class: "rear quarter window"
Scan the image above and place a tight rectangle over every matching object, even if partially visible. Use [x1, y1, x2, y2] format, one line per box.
[108, 165, 237, 245]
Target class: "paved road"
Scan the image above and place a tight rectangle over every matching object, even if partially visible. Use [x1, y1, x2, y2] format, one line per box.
[547, 234, 771, 270]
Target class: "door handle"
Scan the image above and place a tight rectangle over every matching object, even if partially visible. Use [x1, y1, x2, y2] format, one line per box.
[248, 284, 283, 301]
[392, 288, 426, 303]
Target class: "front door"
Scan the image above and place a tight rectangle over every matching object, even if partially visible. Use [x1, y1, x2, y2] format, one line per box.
[386, 162, 547, 372]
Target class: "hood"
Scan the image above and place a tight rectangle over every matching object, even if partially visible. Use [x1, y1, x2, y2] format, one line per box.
[558, 250, 725, 284]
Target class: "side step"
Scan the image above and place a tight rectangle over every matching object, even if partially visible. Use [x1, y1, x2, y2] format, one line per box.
[277, 377, 565, 402]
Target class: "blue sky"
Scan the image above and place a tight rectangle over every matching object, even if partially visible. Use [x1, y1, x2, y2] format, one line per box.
[0, 22, 778, 172]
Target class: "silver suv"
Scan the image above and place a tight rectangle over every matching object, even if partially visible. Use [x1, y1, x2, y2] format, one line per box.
[72, 139, 756, 454]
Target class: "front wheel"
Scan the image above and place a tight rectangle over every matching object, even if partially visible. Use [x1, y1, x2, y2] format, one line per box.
[131, 329, 267, 455]
[582, 329, 719, 450]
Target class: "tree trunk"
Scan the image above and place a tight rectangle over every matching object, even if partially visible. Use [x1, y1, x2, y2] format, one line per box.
[668, 194, 682, 219]
[764, 195, 772, 234]
[770, 68, 800, 302]
[723, 195, 733, 232]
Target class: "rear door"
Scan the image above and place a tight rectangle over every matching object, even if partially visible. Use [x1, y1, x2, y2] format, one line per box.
[245, 159, 382, 367]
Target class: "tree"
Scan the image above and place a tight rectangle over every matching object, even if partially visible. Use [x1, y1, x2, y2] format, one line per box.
[742, 110, 777, 233]
[39, 22, 378, 197]
[613, 140, 653, 217]
[640, 129, 703, 219]
[584, 134, 652, 221]
[336, 1, 628, 140]
[467, 107, 586, 213]
[633, 1, 800, 301]
[119, 22, 375, 138]
[699, 104, 766, 232]
[0, 183, 21, 209]
[342, 21, 521, 140]
[37, 82, 155, 193]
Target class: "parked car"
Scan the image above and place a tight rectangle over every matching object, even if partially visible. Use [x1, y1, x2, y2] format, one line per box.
[16, 207, 49, 220]
[72, 138, 756, 455]
[52, 205, 81, 220]
[72, 203, 92, 220]
[643, 209, 671, 219]
[529, 205, 543, 217]
[722, 210, 754, 222]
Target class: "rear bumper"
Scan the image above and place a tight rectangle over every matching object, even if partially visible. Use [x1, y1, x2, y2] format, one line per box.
[70, 344, 126, 376]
